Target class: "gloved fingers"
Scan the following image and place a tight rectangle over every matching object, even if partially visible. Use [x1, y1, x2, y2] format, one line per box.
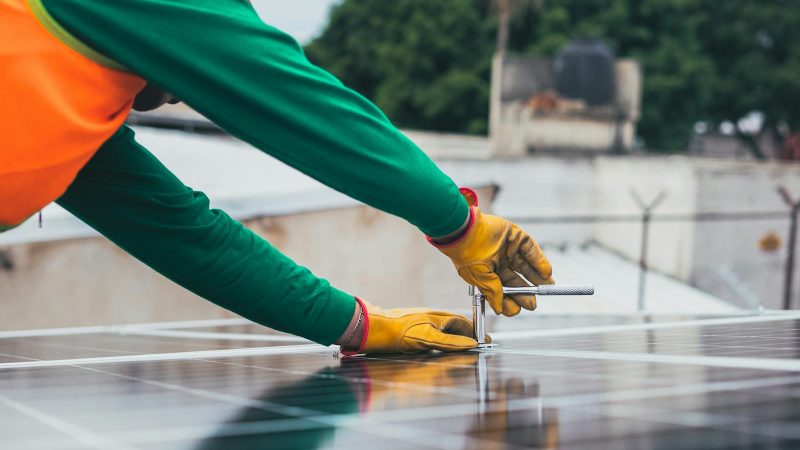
[433, 313, 493, 343]
[499, 268, 534, 314]
[438, 313, 475, 338]
[405, 323, 478, 352]
[511, 253, 554, 286]
[516, 230, 553, 280]
[459, 264, 505, 315]
[503, 292, 536, 314]
[501, 297, 522, 316]
[499, 266, 527, 287]
[504, 226, 549, 283]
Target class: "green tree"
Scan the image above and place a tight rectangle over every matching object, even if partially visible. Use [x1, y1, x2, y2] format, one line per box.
[699, 0, 800, 159]
[306, 0, 494, 134]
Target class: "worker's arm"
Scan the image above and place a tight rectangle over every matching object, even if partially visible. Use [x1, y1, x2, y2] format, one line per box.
[57, 126, 479, 352]
[56, 126, 355, 345]
[41, 0, 469, 239]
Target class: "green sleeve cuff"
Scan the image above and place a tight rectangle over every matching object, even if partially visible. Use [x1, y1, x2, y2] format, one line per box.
[305, 287, 357, 346]
[419, 191, 470, 238]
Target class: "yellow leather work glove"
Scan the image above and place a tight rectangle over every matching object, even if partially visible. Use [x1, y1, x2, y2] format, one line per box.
[344, 299, 488, 354]
[428, 188, 554, 317]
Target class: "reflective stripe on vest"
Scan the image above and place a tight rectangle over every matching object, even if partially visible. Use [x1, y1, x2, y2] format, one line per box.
[0, 0, 146, 227]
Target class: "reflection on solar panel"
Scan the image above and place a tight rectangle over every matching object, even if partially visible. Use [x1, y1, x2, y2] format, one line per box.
[2, 313, 800, 449]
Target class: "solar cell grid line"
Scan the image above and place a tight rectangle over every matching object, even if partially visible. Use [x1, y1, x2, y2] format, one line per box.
[489, 311, 800, 340]
[504, 320, 800, 360]
[82, 332, 283, 352]
[0, 318, 255, 340]
[0, 325, 117, 339]
[0, 351, 41, 363]
[6, 337, 147, 360]
[0, 329, 304, 369]
[121, 318, 255, 330]
[0, 344, 330, 370]
[10, 330, 306, 356]
[0, 395, 135, 450]
[124, 328, 307, 342]
[507, 337, 776, 358]
[488, 347, 800, 372]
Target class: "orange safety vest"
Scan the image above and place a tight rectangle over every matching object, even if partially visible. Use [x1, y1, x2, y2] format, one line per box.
[0, 0, 145, 228]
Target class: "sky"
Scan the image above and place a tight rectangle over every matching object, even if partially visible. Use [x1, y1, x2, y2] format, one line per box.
[249, 0, 341, 45]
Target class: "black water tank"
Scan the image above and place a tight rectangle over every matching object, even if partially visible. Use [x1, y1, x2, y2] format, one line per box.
[554, 39, 616, 106]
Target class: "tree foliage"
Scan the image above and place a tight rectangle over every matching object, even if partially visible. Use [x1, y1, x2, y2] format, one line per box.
[699, 1, 800, 158]
[305, 0, 494, 134]
[306, 0, 800, 153]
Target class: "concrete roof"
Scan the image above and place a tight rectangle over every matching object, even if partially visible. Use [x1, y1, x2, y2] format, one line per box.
[527, 243, 741, 315]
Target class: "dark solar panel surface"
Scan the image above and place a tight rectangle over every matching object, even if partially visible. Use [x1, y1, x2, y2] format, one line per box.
[1, 314, 800, 449]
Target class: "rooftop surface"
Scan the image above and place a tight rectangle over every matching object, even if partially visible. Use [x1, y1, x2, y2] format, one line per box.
[529, 244, 739, 315]
[2, 312, 800, 449]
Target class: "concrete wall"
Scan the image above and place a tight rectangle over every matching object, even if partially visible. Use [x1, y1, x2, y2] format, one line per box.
[690, 162, 800, 309]
[592, 156, 699, 281]
[0, 188, 497, 330]
[438, 157, 597, 244]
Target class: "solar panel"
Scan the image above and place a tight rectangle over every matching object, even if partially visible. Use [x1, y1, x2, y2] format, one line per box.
[2, 313, 800, 449]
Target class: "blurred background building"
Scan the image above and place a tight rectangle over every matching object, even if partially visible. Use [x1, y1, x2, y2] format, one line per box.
[3, 0, 800, 329]
[490, 39, 642, 155]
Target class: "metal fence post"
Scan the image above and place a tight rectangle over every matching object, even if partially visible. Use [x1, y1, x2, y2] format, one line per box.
[631, 189, 667, 312]
[778, 186, 800, 310]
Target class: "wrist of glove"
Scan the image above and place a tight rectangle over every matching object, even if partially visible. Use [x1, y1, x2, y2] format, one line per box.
[427, 188, 554, 317]
[341, 298, 487, 355]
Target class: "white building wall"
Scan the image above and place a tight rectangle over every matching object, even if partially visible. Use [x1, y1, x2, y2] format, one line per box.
[690, 161, 800, 309]
[438, 157, 597, 244]
[592, 156, 698, 282]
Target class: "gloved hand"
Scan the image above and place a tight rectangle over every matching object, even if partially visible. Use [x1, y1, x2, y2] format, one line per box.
[428, 188, 554, 317]
[343, 299, 488, 354]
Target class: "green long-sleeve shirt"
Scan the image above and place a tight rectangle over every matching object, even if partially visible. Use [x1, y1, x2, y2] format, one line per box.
[41, 0, 469, 344]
